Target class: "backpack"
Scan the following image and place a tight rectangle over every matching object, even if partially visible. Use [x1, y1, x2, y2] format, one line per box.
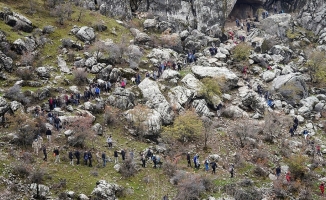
[84, 154, 88, 160]
[95, 87, 100, 93]
[229, 167, 233, 172]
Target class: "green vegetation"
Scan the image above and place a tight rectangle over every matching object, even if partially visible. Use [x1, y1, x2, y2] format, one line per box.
[306, 50, 326, 86]
[232, 43, 251, 62]
[199, 77, 222, 106]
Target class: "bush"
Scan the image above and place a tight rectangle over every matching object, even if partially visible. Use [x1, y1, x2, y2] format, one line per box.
[253, 166, 268, 177]
[120, 159, 137, 178]
[162, 161, 177, 177]
[234, 188, 262, 200]
[21, 152, 35, 164]
[199, 78, 222, 107]
[232, 43, 251, 62]
[103, 106, 119, 126]
[29, 169, 45, 184]
[12, 163, 30, 178]
[15, 67, 34, 80]
[73, 69, 88, 85]
[4, 85, 31, 105]
[285, 154, 307, 181]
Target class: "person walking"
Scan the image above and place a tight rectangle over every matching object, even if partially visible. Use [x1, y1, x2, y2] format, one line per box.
[121, 149, 126, 161]
[53, 147, 60, 163]
[141, 153, 146, 168]
[286, 172, 291, 182]
[211, 161, 217, 174]
[83, 151, 88, 165]
[193, 154, 198, 169]
[152, 154, 157, 168]
[74, 149, 80, 165]
[187, 152, 191, 167]
[229, 164, 234, 178]
[320, 182, 325, 196]
[107, 135, 113, 148]
[68, 150, 74, 165]
[88, 150, 93, 167]
[129, 149, 134, 160]
[102, 151, 106, 167]
[204, 158, 210, 172]
[276, 165, 281, 179]
[46, 128, 52, 143]
[42, 145, 47, 161]
[114, 150, 118, 164]
[32, 139, 40, 155]
[196, 155, 200, 169]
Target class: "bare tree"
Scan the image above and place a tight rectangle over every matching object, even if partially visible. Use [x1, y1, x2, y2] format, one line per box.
[263, 112, 291, 142]
[231, 119, 258, 148]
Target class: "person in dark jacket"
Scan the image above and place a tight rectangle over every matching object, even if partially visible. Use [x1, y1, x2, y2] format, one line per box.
[74, 149, 80, 165]
[69, 150, 74, 165]
[46, 128, 52, 143]
[187, 152, 191, 167]
[83, 151, 88, 165]
[121, 149, 126, 161]
[88, 150, 92, 167]
[289, 127, 294, 137]
[42, 145, 47, 161]
[102, 151, 106, 167]
[114, 150, 118, 164]
[211, 161, 217, 174]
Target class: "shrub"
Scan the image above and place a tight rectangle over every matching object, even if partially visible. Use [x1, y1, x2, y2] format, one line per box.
[253, 166, 268, 177]
[232, 43, 251, 62]
[15, 67, 34, 80]
[22, 152, 35, 164]
[120, 159, 137, 178]
[162, 161, 177, 177]
[285, 154, 307, 181]
[103, 106, 119, 126]
[29, 169, 45, 184]
[73, 69, 88, 85]
[12, 162, 30, 178]
[234, 188, 262, 200]
[4, 85, 31, 105]
[199, 78, 222, 107]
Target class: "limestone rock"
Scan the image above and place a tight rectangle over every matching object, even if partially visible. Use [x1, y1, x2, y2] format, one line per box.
[130, 28, 151, 45]
[138, 78, 174, 124]
[36, 67, 50, 78]
[91, 180, 123, 200]
[76, 26, 96, 42]
[107, 87, 135, 110]
[92, 123, 103, 136]
[192, 99, 214, 117]
[57, 55, 70, 73]
[161, 69, 181, 80]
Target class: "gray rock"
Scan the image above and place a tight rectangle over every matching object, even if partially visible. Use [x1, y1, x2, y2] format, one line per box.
[168, 86, 194, 111]
[0, 51, 13, 72]
[261, 14, 291, 38]
[57, 55, 70, 73]
[91, 180, 123, 200]
[78, 194, 89, 200]
[92, 123, 103, 135]
[239, 87, 266, 114]
[191, 66, 238, 89]
[107, 87, 135, 110]
[30, 184, 50, 198]
[13, 37, 36, 53]
[192, 99, 214, 117]
[147, 48, 178, 64]
[144, 19, 157, 29]
[315, 102, 325, 112]
[36, 67, 50, 78]
[85, 57, 97, 68]
[222, 105, 248, 118]
[109, 68, 121, 82]
[130, 28, 151, 45]
[138, 78, 174, 125]
[270, 45, 293, 63]
[181, 74, 204, 97]
[113, 164, 121, 172]
[300, 96, 319, 109]
[66, 105, 74, 112]
[261, 70, 276, 82]
[76, 26, 96, 42]
[271, 73, 308, 105]
[64, 130, 74, 137]
[5, 12, 33, 32]
[161, 69, 181, 80]
[98, 1, 131, 19]
[10, 101, 23, 112]
[208, 154, 220, 162]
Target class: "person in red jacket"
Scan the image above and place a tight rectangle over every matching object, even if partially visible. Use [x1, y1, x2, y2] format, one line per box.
[320, 182, 325, 196]
[286, 172, 291, 182]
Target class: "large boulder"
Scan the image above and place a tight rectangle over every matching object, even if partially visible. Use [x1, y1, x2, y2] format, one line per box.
[99, 1, 132, 19]
[92, 123, 103, 136]
[107, 87, 135, 110]
[239, 87, 266, 114]
[75, 26, 96, 42]
[191, 66, 239, 89]
[192, 99, 214, 117]
[91, 180, 123, 200]
[261, 13, 291, 38]
[147, 48, 178, 65]
[4, 12, 33, 32]
[181, 73, 204, 97]
[222, 105, 248, 118]
[271, 73, 308, 105]
[130, 28, 151, 45]
[168, 86, 194, 112]
[30, 184, 50, 198]
[0, 51, 13, 72]
[161, 69, 181, 80]
[36, 67, 50, 78]
[57, 55, 70, 73]
[138, 78, 174, 124]
[13, 37, 37, 54]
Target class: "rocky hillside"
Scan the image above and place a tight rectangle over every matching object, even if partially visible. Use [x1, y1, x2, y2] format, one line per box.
[1, 0, 326, 199]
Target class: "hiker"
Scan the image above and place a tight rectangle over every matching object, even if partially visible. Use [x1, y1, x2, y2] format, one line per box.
[196, 155, 200, 169]
[267, 99, 275, 109]
[136, 73, 141, 85]
[317, 144, 322, 156]
[177, 63, 182, 71]
[146, 148, 153, 160]
[42, 145, 47, 161]
[141, 153, 146, 168]
[303, 130, 309, 140]
[53, 147, 60, 163]
[289, 127, 295, 137]
[49, 97, 54, 110]
[294, 117, 299, 126]
[286, 172, 291, 182]
[246, 21, 250, 32]
[193, 154, 198, 168]
[242, 66, 248, 78]
[121, 149, 126, 161]
[69, 150, 74, 165]
[275, 166, 281, 179]
[162, 194, 169, 200]
[152, 154, 157, 168]
[74, 149, 80, 165]
[88, 150, 92, 167]
[320, 182, 325, 196]
[257, 84, 263, 97]
[83, 151, 88, 165]
[32, 139, 40, 155]
[102, 151, 106, 167]
[37, 135, 43, 147]
[187, 152, 191, 167]
[235, 18, 240, 27]
[107, 135, 113, 148]
[229, 164, 234, 178]
[204, 158, 210, 172]
[46, 128, 52, 142]
[129, 149, 134, 160]
[211, 161, 217, 174]
[114, 150, 118, 164]
[293, 123, 298, 132]
[54, 116, 61, 131]
[95, 86, 100, 98]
